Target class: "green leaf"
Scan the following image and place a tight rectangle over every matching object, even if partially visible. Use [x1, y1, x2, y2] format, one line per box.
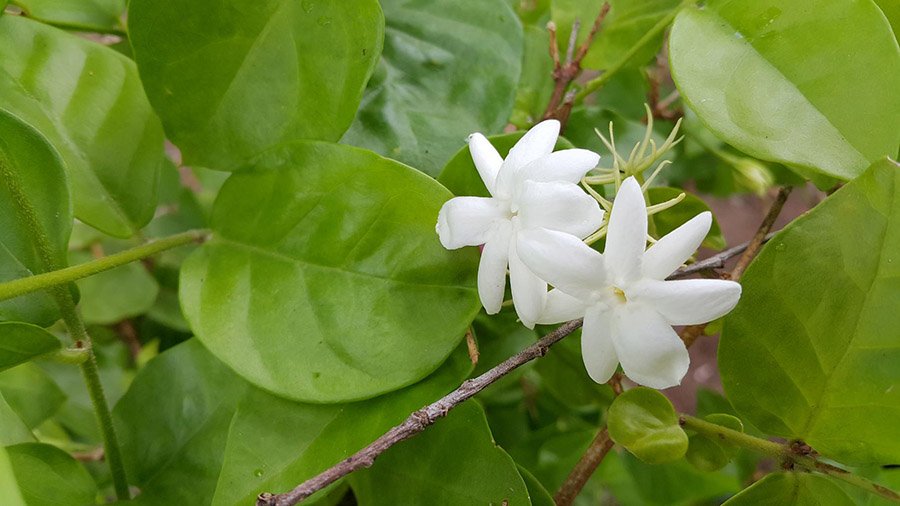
[519, 465, 555, 506]
[438, 132, 575, 197]
[0, 110, 70, 326]
[509, 25, 555, 129]
[685, 413, 743, 472]
[0, 363, 65, 429]
[10, 0, 125, 33]
[70, 250, 159, 325]
[607, 387, 688, 464]
[669, 0, 900, 180]
[128, 0, 383, 171]
[552, 0, 681, 70]
[0, 392, 33, 445]
[648, 187, 725, 249]
[720, 158, 900, 465]
[180, 141, 479, 403]
[875, 0, 900, 36]
[0, 16, 164, 237]
[0, 447, 26, 506]
[723, 472, 854, 505]
[0, 323, 60, 372]
[114, 339, 472, 504]
[4, 442, 97, 506]
[341, 0, 523, 176]
[618, 452, 742, 505]
[349, 401, 531, 505]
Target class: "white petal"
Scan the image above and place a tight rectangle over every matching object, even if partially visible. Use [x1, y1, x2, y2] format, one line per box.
[436, 197, 509, 249]
[611, 303, 689, 389]
[643, 212, 712, 280]
[468, 133, 503, 195]
[581, 305, 619, 384]
[516, 149, 600, 184]
[494, 120, 560, 197]
[478, 220, 512, 314]
[517, 180, 604, 238]
[516, 228, 605, 299]
[537, 289, 588, 324]
[605, 177, 647, 286]
[508, 239, 547, 329]
[631, 278, 742, 325]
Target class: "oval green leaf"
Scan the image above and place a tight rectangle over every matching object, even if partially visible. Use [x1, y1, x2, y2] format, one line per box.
[0, 110, 70, 326]
[685, 413, 743, 472]
[349, 402, 530, 505]
[0, 16, 164, 237]
[128, 0, 384, 171]
[670, 0, 900, 180]
[9, 0, 125, 33]
[114, 339, 472, 504]
[720, 158, 900, 465]
[723, 472, 853, 505]
[4, 442, 97, 506]
[180, 142, 479, 402]
[0, 323, 60, 372]
[341, 0, 523, 176]
[607, 387, 688, 464]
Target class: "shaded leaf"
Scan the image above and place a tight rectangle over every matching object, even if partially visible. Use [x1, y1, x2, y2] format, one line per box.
[0, 363, 65, 429]
[4, 442, 97, 506]
[10, 0, 125, 33]
[0, 322, 60, 372]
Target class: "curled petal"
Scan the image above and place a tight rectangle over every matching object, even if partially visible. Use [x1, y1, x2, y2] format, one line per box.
[468, 133, 503, 195]
[611, 303, 689, 389]
[478, 220, 512, 314]
[630, 278, 742, 326]
[516, 149, 600, 184]
[605, 177, 647, 286]
[581, 305, 619, 384]
[537, 289, 588, 325]
[508, 239, 547, 329]
[495, 120, 560, 197]
[516, 228, 605, 299]
[643, 212, 712, 280]
[436, 197, 509, 249]
[517, 180, 604, 238]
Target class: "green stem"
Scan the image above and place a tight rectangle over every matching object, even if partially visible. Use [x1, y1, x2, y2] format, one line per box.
[0, 229, 208, 302]
[680, 415, 900, 503]
[574, 2, 688, 103]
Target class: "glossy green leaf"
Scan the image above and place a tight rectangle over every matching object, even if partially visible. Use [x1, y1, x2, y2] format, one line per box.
[0, 392, 32, 445]
[723, 472, 853, 505]
[607, 387, 688, 464]
[114, 339, 471, 504]
[0, 363, 65, 428]
[0, 110, 69, 326]
[180, 141, 479, 402]
[4, 443, 97, 506]
[342, 0, 523, 176]
[350, 401, 530, 505]
[552, 0, 681, 70]
[648, 187, 725, 249]
[438, 132, 575, 197]
[685, 413, 743, 472]
[71, 250, 159, 325]
[10, 0, 125, 33]
[670, 0, 900, 180]
[0, 323, 60, 372]
[0, 16, 164, 237]
[128, 0, 383, 171]
[720, 158, 900, 465]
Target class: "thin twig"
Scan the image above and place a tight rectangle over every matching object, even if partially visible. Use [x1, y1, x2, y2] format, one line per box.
[257, 320, 585, 506]
[553, 428, 615, 505]
[667, 232, 776, 279]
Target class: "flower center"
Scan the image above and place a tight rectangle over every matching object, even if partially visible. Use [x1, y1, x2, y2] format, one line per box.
[612, 286, 627, 304]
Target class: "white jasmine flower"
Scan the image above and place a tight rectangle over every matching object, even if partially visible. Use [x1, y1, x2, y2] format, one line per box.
[436, 120, 604, 328]
[516, 177, 741, 389]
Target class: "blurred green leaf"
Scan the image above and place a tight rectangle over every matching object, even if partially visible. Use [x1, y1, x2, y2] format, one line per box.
[648, 187, 725, 249]
[723, 472, 853, 505]
[0, 16, 164, 237]
[0, 446, 26, 506]
[519, 465, 555, 506]
[0, 363, 65, 429]
[0, 392, 32, 445]
[350, 402, 531, 505]
[180, 141, 479, 403]
[70, 250, 159, 326]
[619, 451, 742, 505]
[342, 0, 523, 176]
[114, 339, 471, 504]
[4, 442, 97, 506]
[0, 323, 60, 372]
[608, 387, 688, 464]
[670, 0, 900, 180]
[685, 413, 742, 472]
[128, 0, 383, 172]
[10, 0, 125, 33]
[510, 25, 556, 129]
[720, 158, 900, 465]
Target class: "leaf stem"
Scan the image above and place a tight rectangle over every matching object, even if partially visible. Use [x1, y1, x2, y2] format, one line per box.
[0, 229, 209, 302]
[680, 415, 900, 503]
